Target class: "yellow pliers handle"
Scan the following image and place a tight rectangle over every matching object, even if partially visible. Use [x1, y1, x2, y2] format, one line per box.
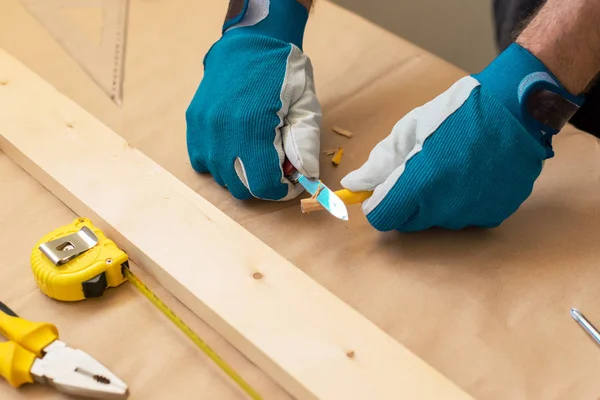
[0, 302, 58, 387]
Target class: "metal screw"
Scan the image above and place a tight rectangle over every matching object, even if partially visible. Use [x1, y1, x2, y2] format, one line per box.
[106, 259, 113, 264]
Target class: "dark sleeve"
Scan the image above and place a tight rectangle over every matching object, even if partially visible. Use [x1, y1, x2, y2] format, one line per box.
[493, 0, 600, 138]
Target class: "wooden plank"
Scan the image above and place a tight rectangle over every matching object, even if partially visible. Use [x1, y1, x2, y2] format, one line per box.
[0, 49, 472, 399]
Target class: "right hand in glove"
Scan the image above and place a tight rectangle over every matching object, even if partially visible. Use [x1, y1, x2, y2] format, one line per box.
[185, 0, 322, 201]
[341, 43, 584, 232]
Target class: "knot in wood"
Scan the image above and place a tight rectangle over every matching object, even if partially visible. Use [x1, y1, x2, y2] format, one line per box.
[252, 272, 263, 280]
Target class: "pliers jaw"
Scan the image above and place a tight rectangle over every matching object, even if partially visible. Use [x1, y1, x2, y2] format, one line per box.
[31, 340, 129, 399]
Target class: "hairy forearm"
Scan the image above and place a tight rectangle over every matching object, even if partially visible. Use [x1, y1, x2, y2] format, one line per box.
[517, 0, 600, 94]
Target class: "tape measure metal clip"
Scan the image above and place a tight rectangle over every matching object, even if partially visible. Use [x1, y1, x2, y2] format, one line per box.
[38, 225, 99, 266]
[32, 218, 129, 302]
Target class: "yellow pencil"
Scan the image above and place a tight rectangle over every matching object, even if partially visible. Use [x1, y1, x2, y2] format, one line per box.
[300, 189, 373, 213]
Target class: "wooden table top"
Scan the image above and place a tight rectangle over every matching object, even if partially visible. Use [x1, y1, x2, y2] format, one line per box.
[2, 1, 600, 399]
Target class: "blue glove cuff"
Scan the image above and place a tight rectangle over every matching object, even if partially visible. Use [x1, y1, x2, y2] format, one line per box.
[473, 43, 585, 155]
[222, 0, 309, 49]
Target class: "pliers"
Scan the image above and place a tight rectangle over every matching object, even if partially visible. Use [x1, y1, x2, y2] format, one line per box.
[0, 300, 129, 399]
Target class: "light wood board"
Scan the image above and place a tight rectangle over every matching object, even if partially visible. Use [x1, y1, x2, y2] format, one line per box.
[0, 49, 472, 399]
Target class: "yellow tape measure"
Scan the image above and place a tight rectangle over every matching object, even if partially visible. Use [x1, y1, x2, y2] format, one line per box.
[31, 218, 262, 400]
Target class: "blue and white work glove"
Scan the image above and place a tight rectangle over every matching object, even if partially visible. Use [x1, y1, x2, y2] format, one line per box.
[185, 0, 321, 201]
[342, 43, 584, 232]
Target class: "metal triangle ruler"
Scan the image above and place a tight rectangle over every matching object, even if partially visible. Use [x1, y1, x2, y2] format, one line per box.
[20, 0, 129, 106]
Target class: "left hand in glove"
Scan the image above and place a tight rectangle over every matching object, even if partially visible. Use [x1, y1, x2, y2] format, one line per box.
[341, 43, 584, 232]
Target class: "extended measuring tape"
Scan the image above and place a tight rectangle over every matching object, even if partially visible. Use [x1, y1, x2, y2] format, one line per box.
[31, 218, 262, 400]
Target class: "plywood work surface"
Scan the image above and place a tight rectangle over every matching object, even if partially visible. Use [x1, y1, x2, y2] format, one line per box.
[2, 0, 600, 399]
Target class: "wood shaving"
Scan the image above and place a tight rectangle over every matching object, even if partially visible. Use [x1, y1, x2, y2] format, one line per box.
[310, 186, 324, 199]
[332, 126, 354, 138]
